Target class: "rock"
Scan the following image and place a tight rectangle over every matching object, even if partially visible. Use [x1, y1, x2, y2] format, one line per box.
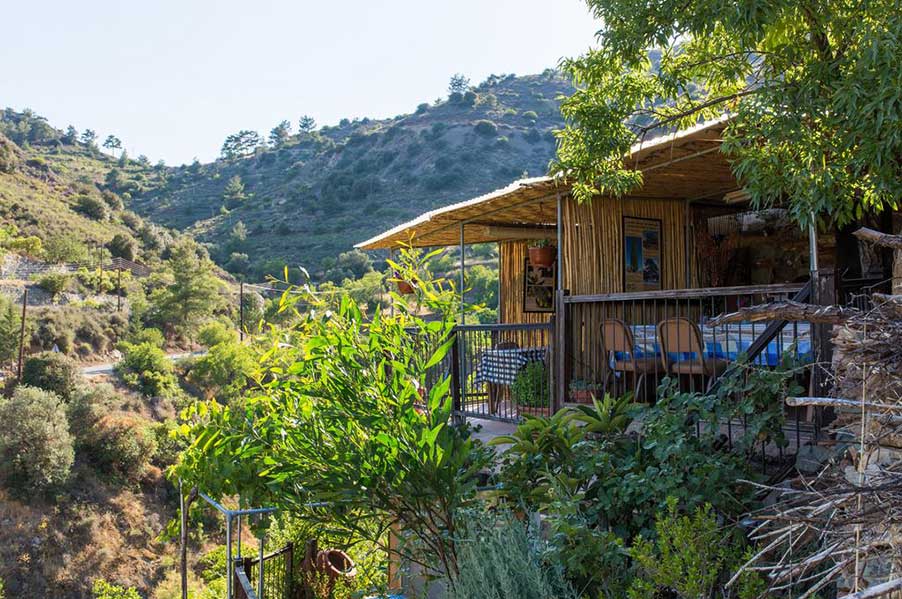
[795, 444, 837, 474]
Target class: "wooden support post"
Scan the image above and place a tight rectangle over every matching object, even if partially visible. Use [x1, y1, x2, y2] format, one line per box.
[554, 290, 569, 412]
[811, 270, 836, 402]
[180, 484, 198, 599]
[17, 288, 27, 380]
[387, 522, 402, 593]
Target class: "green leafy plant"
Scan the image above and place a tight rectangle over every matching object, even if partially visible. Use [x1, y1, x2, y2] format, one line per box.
[92, 579, 140, 599]
[511, 361, 549, 408]
[0, 385, 74, 492]
[175, 247, 493, 581]
[116, 341, 179, 397]
[22, 351, 80, 401]
[83, 413, 158, 479]
[35, 272, 71, 300]
[628, 498, 766, 599]
[446, 512, 578, 599]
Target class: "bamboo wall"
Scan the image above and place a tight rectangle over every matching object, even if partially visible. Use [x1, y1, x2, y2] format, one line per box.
[499, 240, 554, 325]
[561, 195, 691, 295]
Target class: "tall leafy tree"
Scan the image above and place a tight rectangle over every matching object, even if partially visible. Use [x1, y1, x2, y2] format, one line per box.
[62, 125, 78, 145]
[552, 0, 902, 226]
[148, 240, 224, 337]
[298, 114, 316, 133]
[80, 129, 97, 148]
[222, 175, 246, 207]
[0, 295, 20, 367]
[269, 120, 292, 147]
[103, 134, 122, 155]
[220, 130, 262, 159]
[448, 73, 471, 95]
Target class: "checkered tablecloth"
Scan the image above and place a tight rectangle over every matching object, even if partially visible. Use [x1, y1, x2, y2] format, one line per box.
[474, 347, 547, 386]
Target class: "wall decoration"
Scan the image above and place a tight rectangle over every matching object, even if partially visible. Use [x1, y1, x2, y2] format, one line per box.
[623, 216, 663, 292]
[523, 257, 555, 313]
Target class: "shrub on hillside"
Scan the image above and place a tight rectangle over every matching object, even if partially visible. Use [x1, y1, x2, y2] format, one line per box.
[74, 194, 109, 221]
[108, 233, 136, 261]
[83, 413, 157, 479]
[35, 272, 71, 300]
[188, 341, 255, 402]
[415, 103, 429, 114]
[92, 579, 141, 599]
[0, 386, 74, 492]
[30, 307, 128, 355]
[128, 327, 165, 348]
[101, 189, 124, 211]
[473, 119, 498, 137]
[117, 341, 179, 397]
[0, 295, 20, 367]
[197, 320, 238, 347]
[68, 383, 119, 438]
[43, 234, 89, 263]
[22, 351, 79, 401]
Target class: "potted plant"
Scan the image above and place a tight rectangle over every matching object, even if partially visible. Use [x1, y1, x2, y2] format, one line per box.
[393, 271, 415, 294]
[511, 361, 551, 416]
[528, 239, 556, 267]
[568, 379, 603, 404]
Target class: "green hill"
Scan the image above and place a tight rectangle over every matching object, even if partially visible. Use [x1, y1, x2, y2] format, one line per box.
[0, 108, 174, 266]
[128, 71, 573, 278]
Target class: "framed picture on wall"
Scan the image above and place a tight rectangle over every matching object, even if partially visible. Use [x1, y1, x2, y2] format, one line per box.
[523, 257, 556, 313]
[623, 216, 663, 292]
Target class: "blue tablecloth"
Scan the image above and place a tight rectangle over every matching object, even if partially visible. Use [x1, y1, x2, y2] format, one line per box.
[620, 322, 812, 367]
[474, 347, 547, 386]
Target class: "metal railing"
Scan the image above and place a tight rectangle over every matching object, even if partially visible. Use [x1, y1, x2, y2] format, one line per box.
[556, 282, 821, 468]
[448, 322, 554, 423]
[238, 543, 294, 599]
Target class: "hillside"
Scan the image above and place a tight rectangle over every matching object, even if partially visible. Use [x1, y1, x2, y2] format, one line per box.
[128, 71, 573, 278]
[0, 109, 179, 268]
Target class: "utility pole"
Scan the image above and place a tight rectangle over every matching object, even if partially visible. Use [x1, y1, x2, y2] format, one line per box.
[117, 267, 122, 312]
[239, 282, 245, 342]
[17, 288, 27, 380]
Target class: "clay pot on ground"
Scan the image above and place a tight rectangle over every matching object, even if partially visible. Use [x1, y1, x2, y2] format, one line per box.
[316, 549, 357, 580]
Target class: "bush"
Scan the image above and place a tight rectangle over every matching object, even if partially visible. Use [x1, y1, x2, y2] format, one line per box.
[68, 383, 119, 438]
[129, 327, 165, 348]
[447, 513, 578, 599]
[43, 234, 89, 263]
[22, 351, 79, 401]
[30, 306, 127, 355]
[92, 579, 141, 599]
[35, 272, 71, 299]
[0, 295, 20, 367]
[117, 341, 179, 397]
[188, 341, 255, 402]
[197, 320, 238, 347]
[511, 361, 549, 407]
[108, 233, 136, 261]
[415, 103, 429, 114]
[74, 194, 109, 221]
[473, 119, 498, 137]
[0, 386, 73, 492]
[522, 110, 538, 121]
[83, 413, 157, 478]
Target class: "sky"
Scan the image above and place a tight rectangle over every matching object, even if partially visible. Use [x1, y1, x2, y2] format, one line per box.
[2, 0, 599, 165]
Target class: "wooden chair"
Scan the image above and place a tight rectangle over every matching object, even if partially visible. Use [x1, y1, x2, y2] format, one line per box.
[600, 318, 658, 401]
[488, 341, 519, 414]
[656, 317, 728, 391]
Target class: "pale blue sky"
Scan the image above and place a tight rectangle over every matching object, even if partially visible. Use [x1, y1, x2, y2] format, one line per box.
[2, 0, 598, 165]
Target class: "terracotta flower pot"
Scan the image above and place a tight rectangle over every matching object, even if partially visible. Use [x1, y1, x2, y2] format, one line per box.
[569, 389, 596, 404]
[316, 549, 357, 580]
[395, 278, 415, 294]
[528, 246, 556, 267]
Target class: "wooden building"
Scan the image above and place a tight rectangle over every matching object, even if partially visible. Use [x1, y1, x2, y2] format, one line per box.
[357, 118, 897, 424]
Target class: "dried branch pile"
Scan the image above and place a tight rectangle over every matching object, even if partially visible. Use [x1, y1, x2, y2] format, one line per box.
[718, 228, 902, 598]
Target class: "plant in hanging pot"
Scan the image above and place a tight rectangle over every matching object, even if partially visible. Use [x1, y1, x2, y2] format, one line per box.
[511, 361, 551, 416]
[528, 239, 556, 267]
[392, 271, 415, 294]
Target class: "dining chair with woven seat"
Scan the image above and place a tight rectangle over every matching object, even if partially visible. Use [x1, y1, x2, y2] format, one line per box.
[600, 318, 657, 401]
[656, 317, 728, 391]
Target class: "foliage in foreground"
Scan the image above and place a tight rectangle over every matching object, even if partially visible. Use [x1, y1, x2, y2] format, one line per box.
[552, 0, 902, 227]
[446, 513, 578, 599]
[175, 248, 493, 582]
[492, 358, 800, 596]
